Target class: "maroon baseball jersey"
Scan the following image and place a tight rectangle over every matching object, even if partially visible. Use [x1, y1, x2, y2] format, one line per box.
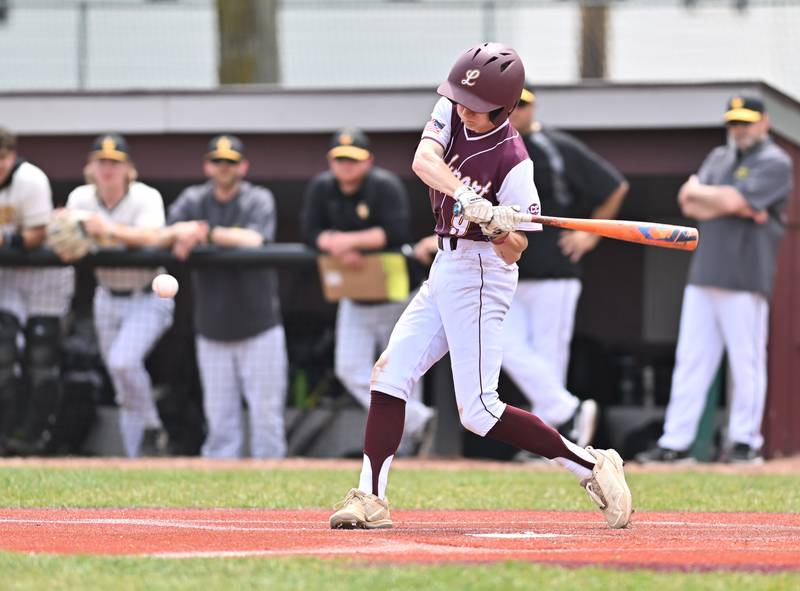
[421, 97, 541, 240]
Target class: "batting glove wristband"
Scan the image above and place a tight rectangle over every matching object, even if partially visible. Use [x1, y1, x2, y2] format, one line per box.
[453, 185, 493, 224]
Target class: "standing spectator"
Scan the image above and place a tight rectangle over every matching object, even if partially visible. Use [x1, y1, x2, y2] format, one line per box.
[300, 128, 435, 453]
[636, 95, 793, 464]
[505, 89, 628, 449]
[0, 127, 74, 454]
[62, 133, 173, 457]
[163, 135, 288, 458]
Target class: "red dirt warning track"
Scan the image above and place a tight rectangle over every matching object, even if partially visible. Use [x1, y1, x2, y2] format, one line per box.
[1, 508, 799, 571]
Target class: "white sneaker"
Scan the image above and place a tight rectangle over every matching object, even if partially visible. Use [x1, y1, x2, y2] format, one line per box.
[581, 447, 633, 529]
[330, 488, 393, 530]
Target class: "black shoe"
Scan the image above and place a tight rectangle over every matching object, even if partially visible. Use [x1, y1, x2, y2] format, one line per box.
[634, 446, 695, 464]
[727, 443, 764, 465]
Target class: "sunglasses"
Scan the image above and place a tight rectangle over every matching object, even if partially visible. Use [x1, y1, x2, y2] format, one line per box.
[210, 158, 239, 165]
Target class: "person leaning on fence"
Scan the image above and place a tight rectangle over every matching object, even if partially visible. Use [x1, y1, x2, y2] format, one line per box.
[636, 95, 793, 465]
[300, 128, 435, 455]
[504, 88, 629, 454]
[0, 127, 75, 455]
[158, 134, 288, 459]
[59, 133, 173, 458]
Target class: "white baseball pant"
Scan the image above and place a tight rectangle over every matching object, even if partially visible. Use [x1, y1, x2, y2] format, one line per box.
[371, 240, 515, 437]
[659, 285, 769, 451]
[0, 268, 74, 322]
[501, 278, 582, 427]
[197, 324, 288, 458]
[93, 287, 174, 457]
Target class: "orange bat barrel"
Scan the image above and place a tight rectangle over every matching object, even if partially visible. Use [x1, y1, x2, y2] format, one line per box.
[522, 214, 699, 251]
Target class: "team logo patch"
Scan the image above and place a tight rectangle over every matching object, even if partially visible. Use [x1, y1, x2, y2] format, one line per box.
[461, 69, 480, 87]
[0, 205, 16, 225]
[424, 118, 446, 135]
[528, 203, 540, 216]
[356, 202, 370, 220]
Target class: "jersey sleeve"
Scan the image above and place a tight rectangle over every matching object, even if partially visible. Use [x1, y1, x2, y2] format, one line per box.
[372, 172, 410, 248]
[17, 165, 52, 228]
[133, 184, 166, 228]
[166, 187, 197, 224]
[496, 159, 542, 232]
[696, 149, 722, 185]
[243, 187, 276, 243]
[736, 155, 793, 211]
[420, 97, 453, 150]
[559, 134, 625, 209]
[299, 175, 331, 249]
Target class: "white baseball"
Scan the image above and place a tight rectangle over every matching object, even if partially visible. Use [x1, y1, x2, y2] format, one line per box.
[152, 273, 179, 298]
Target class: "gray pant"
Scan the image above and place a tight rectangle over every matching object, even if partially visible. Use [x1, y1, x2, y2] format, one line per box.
[197, 325, 288, 458]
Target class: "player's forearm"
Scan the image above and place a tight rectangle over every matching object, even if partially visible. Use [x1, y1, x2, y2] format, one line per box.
[491, 231, 527, 265]
[108, 224, 163, 248]
[209, 226, 264, 248]
[681, 182, 749, 217]
[22, 226, 46, 249]
[412, 141, 463, 196]
[592, 181, 628, 220]
[342, 227, 387, 251]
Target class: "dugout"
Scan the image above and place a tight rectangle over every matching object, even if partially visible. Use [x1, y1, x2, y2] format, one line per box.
[3, 81, 799, 459]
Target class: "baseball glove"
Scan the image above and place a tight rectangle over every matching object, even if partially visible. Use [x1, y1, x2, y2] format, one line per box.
[46, 209, 95, 261]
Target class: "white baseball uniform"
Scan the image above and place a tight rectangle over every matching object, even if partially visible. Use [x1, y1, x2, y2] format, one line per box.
[0, 161, 74, 322]
[66, 181, 173, 457]
[371, 98, 541, 439]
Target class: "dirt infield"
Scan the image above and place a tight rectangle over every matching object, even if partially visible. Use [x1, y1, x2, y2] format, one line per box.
[1, 508, 799, 571]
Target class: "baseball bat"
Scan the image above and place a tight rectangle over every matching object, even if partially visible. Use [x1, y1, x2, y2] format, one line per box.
[513, 213, 698, 251]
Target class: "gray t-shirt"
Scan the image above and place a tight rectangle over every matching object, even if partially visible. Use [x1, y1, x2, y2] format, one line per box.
[687, 137, 793, 297]
[168, 180, 282, 341]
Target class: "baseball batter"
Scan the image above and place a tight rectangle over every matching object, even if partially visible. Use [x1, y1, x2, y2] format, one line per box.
[0, 128, 74, 454]
[330, 43, 632, 530]
[63, 134, 173, 457]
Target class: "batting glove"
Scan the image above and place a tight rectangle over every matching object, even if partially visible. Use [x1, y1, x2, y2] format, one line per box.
[453, 185, 493, 224]
[481, 205, 521, 240]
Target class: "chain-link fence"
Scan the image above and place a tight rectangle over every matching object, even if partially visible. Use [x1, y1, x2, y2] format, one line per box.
[0, 0, 798, 100]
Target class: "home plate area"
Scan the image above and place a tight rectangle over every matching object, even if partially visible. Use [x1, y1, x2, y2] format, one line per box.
[1, 508, 799, 572]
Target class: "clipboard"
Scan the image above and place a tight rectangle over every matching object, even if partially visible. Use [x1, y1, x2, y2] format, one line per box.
[317, 253, 410, 302]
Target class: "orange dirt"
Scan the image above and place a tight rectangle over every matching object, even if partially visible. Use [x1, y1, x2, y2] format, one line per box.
[1, 508, 798, 571]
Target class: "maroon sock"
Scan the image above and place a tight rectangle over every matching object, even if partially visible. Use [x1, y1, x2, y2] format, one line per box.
[486, 405, 595, 470]
[363, 391, 406, 496]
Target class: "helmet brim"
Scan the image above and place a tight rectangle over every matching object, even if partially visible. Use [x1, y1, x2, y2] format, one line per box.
[437, 80, 503, 113]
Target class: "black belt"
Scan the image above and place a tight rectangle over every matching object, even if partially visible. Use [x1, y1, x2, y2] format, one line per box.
[437, 235, 458, 251]
[107, 286, 149, 297]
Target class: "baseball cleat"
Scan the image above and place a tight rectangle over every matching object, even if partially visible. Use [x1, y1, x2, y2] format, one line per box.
[330, 488, 393, 530]
[634, 446, 695, 464]
[581, 447, 633, 529]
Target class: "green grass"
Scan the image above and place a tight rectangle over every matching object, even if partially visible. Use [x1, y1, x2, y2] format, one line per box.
[1, 555, 798, 591]
[0, 467, 798, 512]
[1, 465, 798, 590]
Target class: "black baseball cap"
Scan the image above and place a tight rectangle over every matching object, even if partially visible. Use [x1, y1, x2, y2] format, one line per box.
[90, 133, 129, 162]
[207, 134, 245, 162]
[328, 128, 371, 161]
[518, 88, 536, 106]
[724, 95, 765, 124]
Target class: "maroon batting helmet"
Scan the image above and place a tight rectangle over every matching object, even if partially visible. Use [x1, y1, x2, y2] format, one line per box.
[437, 42, 525, 124]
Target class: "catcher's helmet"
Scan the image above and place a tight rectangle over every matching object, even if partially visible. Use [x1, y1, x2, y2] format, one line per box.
[437, 43, 525, 124]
